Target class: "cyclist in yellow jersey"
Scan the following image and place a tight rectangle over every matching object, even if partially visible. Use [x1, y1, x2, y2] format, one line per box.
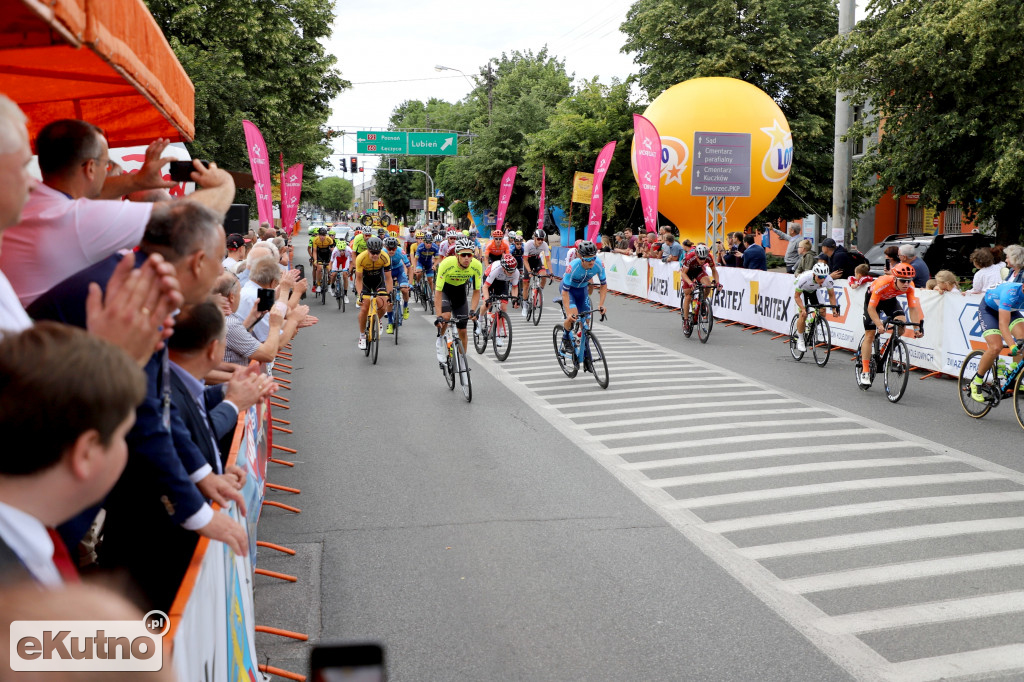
[434, 238, 483, 356]
[355, 236, 393, 350]
[307, 227, 335, 294]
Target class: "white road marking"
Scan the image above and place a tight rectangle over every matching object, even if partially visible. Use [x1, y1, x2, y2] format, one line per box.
[880, 644, 1024, 682]
[578, 406, 826, 429]
[819, 591, 1024, 635]
[563, 398, 800, 419]
[593, 417, 853, 442]
[627, 442, 904, 472]
[606, 428, 873, 456]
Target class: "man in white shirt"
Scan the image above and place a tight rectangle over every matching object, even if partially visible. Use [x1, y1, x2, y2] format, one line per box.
[0, 322, 145, 586]
[1, 118, 235, 306]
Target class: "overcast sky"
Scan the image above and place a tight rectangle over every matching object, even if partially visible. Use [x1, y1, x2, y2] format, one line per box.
[320, 0, 865, 178]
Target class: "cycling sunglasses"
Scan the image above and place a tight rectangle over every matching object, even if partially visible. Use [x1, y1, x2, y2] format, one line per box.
[581, 257, 596, 263]
[896, 277, 913, 284]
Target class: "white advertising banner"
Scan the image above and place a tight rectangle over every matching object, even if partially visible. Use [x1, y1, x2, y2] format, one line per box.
[171, 547, 227, 682]
[940, 292, 986, 376]
[648, 259, 681, 307]
[601, 253, 648, 297]
[712, 268, 800, 335]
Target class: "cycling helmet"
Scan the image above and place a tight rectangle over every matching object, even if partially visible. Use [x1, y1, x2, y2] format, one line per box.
[446, 229, 460, 239]
[469, 228, 478, 237]
[501, 253, 517, 272]
[432, 234, 443, 244]
[694, 243, 709, 258]
[574, 239, 583, 250]
[337, 240, 348, 250]
[492, 229, 504, 240]
[455, 237, 476, 254]
[812, 261, 831, 278]
[577, 240, 597, 258]
[513, 233, 523, 243]
[318, 227, 328, 235]
[384, 237, 399, 250]
[366, 236, 383, 254]
[534, 230, 546, 240]
[891, 263, 916, 280]
[377, 228, 388, 238]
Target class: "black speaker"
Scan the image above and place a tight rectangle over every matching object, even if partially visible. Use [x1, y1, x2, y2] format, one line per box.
[225, 204, 249, 234]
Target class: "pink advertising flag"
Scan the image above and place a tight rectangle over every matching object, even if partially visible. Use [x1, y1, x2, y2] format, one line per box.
[280, 163, 304, 235]
[633, 115, 662, 234]
[586, 141, 618, 243]
[537, 165, 546, 232]
[242, 120, 274, 226]
[495, 166, 518, 232]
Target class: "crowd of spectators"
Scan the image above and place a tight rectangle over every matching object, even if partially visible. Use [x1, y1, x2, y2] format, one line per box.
[0, 94, 317, 613]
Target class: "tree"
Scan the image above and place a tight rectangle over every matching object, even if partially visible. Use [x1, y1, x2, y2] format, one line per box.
[448, 200, 470, 229]
[145, 0, 347, 215]
[315, 176, 353, 213]
[620, 0, 838, 224]
[831, 0, 1024, 243]
[373, 167, 414, 224]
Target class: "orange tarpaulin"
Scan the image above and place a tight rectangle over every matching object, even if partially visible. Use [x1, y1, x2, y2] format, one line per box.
[0, 0, 194, 147]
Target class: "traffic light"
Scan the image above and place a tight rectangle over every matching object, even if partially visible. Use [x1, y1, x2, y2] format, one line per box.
[388, 158, 397, 174]
[350, 157, 358, 173]
[359, 167, 364, 172]
[339, 158, 348, 172]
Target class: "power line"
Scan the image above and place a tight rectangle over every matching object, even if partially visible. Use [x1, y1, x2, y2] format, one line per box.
[348, 74, 468, 85]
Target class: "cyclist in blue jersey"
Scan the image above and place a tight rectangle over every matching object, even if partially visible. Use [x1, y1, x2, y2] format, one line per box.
[384, 237, 411, 333]
[970, 281, 1024, 401]
[415, 233, 439, 292]
[559, 240, 607, 350]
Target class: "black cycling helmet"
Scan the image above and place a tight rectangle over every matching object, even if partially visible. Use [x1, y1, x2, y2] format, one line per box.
[318, 227, 328, 235]
[376, 228, 388, 238]
[384, 237, 399, 250]
[366, 236, 383, 254]
[533, 230, 546, 240]
[577, 240, 597, 258]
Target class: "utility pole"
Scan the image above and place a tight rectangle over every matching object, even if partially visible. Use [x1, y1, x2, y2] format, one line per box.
[831, 0, 856, 247]
[485, 62, 494, 127]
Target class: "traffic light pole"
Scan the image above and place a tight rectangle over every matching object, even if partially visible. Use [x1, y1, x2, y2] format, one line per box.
[401, 167, 434, 223]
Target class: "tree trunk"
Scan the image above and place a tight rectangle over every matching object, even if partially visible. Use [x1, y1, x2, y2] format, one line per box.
[994, 201, 1024, 246]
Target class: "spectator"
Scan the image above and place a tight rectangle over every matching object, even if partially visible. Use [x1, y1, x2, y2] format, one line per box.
[925, 279, 937, 290]
[0, 96, 36, 334]
[237, 256, 288, 343]
[1004, 244, 1024, 284]
[742, 233, 767, 270]
[782, 223, 802, 273]
[967, 247, 1002, 293]
[883, 245, 900, 275]
[613, 231, 627, 251]
[721, 231, 746, 267]
[615, 227, 637, 255]
[223, 233, 248, 274]
[991, 244, 1006, 271]
[933, 270, 961, 295]
[600, 235, 613, 252]
[793, 239, 815, 275]
[0, 322, 145, 586]
[1, 119, 235, 306]
[848, 263, 874, 289]
[760, 222, 790, 251]
[643, 231, 662, 258]
[898, 243, 930, 287]
[213, 271, 303, 365]
[681, 239, 694, 256]
[661, 232, 683, 262]
[819, 238, 857, 280]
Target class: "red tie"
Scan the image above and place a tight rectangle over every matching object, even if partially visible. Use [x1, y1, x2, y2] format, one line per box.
[46, 528, 80, 584]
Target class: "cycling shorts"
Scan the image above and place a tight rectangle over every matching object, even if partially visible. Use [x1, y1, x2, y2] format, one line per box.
[361, 271, 386, 297]
[488, 253, 503, 264]
[527, 255, 544, 272]
[391, 268, 409, 288]
[416, 260, 435, 276]
[978, 301, 1024, 337]
[681, 267, 710, 291]
[440, 282, 470, 329]
[315, 251, 332, 265]
[561, 284, 591, 314]
[862, 295, 903, 331]
[488, 280, 510, 298]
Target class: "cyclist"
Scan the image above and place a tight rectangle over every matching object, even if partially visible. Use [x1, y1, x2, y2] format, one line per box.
[524, 229, 551, 288]
[793, 261, 839, 352]
[484, 229, 510, 264]
[438, 229, 461, 259]
[409, 230, 425, 276]
[468, 228, 483, 261]
[350, 227, 368, 257]
[434, 237, 483, 360]
[680, 242, 720, 332]
[330, 238, 350, 303]
[415, 231, 439, 293]
[384, 237, 411, 333]
[354, 236, 393, 350]
[969, 281, 1024, 401]
[307, 227, 335, 294]
[559, 240, 607, 354]
[481, 252, 521, 318]
[859, 262, 923, 387]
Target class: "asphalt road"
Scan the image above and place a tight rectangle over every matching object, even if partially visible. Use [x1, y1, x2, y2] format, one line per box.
[254, 224, 1024, 682]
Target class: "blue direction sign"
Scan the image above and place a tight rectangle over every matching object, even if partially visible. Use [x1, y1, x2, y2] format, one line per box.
[690, 131, 751, 197]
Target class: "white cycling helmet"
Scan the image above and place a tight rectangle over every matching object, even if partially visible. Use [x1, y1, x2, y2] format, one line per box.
[812, 262, 831, 278]
[694, 243, 709, 258]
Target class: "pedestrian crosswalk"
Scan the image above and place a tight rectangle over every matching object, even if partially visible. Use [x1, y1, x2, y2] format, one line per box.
[473, 317, 1024, 682]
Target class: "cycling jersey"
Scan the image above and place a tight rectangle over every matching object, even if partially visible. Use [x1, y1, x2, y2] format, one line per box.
[509, 244, 525, 269]
[681, 250, 713, 274]
[311, 235, 335, 262]
[437, 239, 457, 259]
[868, 275, 920, 309]
[351, 233, 367, 256]
[484, 261, 521, 286]
[355, 250, 390, 276]
[982, 282, 1024, 311]
[794, 271, 835, 294]
[435, 255, 483, 290]
[416, 242, 439, 267]
[524, 240, 550, 260]
[330, 247, 348, 271]
[562, 258, 607, 289]
[484, 239, 510, 262]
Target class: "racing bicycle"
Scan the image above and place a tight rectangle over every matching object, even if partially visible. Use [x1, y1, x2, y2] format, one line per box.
[418, 275, 435, 314]
[473, 295, 513, 361]
[553, 309, 609, 389]
[332, 271, 346, 312]
[388, 287, 404, 345]
[957, 345, 1024, 429]
[523, 269, 545, 326]
[438, 315, 472, 402]
[362, 291, 386, 365]
[789, 303, 838, 367]
[853, 318, 922, 403]
[682, 279, 716, 343]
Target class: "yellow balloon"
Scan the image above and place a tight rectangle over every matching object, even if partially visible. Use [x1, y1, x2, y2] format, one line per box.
[632, 77, 793, 244]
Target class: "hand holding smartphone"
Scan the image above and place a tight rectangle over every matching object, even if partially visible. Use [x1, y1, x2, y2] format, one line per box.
[312, 644, 385, 682]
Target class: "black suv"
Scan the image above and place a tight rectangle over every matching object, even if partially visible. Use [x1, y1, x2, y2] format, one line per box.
[863, 233, 994, 279]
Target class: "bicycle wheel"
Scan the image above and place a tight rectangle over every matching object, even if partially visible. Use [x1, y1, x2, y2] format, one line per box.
[853, 334, 878, 390]
[532, 287, 543, 326]
[812, 318, 832, 367]
[421, 282, 429, 311]
[454, 339, 472, 402]
[442, 339, 456, 390]
[788, 316, 804, 361]
[883, 337, 910, 403]
[682, 299, 694, 338]
[697, 297, 713, 343]
[473, 316, 488, 354]
[553, 325, 578, 378]
[320, 273, 327, 305]
[339, 282, 345, 312]
[393, 308, 400, 345]
[958, 350, 993, 418]
[493, 311, 512, 361]
[586, 332, 609, 389]
[370, 315, 380, 365]
[363, 315, 372, 358]
[1014, 366, 1024, 430]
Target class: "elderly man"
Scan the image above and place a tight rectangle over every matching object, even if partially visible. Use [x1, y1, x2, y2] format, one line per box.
[1, 119, 235, 306]
[899, 243, 930, 288]
[782, 223, 802, 273]
[213, 270, 304, 365]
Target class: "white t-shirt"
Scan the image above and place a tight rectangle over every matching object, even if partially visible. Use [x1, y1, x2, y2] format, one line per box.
[237, 280, 270, 342]
[0, 500, 61, 586]
[972, 264, 1003, 293]
[0, 183, 154, 306]
[0, 269, 32, 336]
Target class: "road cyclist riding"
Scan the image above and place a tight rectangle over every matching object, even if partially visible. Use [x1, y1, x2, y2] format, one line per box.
[555, 240, 609, 384]
[383, 237, 411, 336]
[679, 242, 720, 340]
[329, 237, 350, 311]
[523, 229, 551, 324]
[958, 281, 1024, 427]
[354, 236, 393, 353]
[434, 238, 483, 401]
[474, 252, 520, 361]
[790, 261, 840, 365]
[855, 262, 924, 401]
[308, 227, 335, 298]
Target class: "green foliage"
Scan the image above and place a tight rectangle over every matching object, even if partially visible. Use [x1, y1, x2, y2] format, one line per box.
[620, 0, 839, 223]
[145, 0, 347, 214]
[315, 176, 354, 213]
[373, 166, 414, 223]
[830, 0, 1024, 243]
[447, 200, 470, 228]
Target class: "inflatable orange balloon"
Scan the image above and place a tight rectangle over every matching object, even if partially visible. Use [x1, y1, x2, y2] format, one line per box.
[631, 77, 793, 244]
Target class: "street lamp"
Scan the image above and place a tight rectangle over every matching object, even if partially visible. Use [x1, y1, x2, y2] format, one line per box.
[434, 65, 474, 88]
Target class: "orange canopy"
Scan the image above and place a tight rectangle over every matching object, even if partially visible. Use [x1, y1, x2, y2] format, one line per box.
[0, 0, 194, 148]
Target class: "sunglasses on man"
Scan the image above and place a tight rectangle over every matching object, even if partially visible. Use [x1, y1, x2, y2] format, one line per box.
[581, 257, 596, 263]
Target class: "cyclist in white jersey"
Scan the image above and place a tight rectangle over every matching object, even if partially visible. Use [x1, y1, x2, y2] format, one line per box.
[793, 261, 839, 352]
[480, 253, 521, 316]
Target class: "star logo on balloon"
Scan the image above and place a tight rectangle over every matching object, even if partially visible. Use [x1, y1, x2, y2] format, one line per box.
[659, 137, 689, 186]
[760, 119, 793, 183]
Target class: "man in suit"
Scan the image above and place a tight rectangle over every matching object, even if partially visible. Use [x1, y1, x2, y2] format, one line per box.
[0, 323, 145, 586]
[27, 201, 249, 584]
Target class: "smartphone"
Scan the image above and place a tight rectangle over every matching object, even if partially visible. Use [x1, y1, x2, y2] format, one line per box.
[169, 159, 210, 182]
[884, 257, 892, 271]
[256, 288, 275, 312]
[311, 644, 385, 682]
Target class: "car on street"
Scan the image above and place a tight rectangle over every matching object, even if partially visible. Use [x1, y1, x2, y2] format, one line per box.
[864, 232, 994, 279]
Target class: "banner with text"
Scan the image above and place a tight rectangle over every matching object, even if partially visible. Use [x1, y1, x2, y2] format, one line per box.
[633, 115, 662, 234]
[242, 121, 274, 226]
[586, 141, 617, 243]
[648, 259, 681, 307]
[495, 166, 517, 232]
[572, 172, 594, 204]
[599, 253, 649, 298]
[280, 163, 303, 234]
